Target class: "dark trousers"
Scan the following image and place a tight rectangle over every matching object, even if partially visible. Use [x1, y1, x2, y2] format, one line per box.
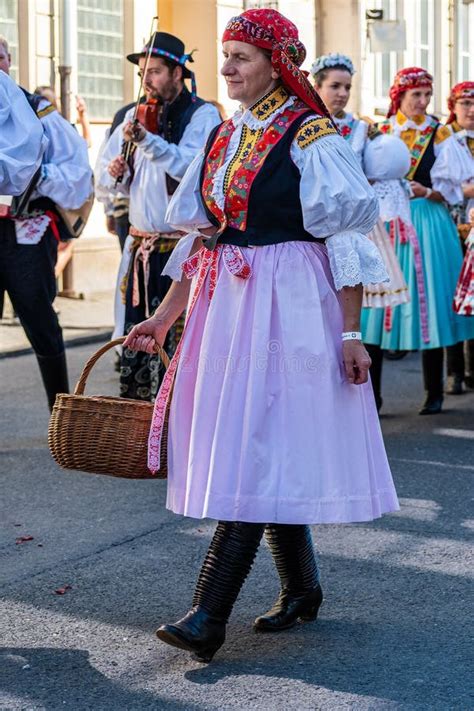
[0, 220, 64, 357]
[446, 340, 474, 380]
[422, 347, 444, 399]
[120, 243, 182, 402]
[115, 213, 130, 253]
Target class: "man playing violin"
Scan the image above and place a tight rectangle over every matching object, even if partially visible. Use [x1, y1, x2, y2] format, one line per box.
[97, 32, 220, 402]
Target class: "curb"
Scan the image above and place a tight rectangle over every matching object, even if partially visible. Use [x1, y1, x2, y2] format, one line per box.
[0, 330, 113, 360]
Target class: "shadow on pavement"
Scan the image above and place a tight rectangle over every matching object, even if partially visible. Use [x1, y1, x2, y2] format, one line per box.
[0, 647, 200, 710]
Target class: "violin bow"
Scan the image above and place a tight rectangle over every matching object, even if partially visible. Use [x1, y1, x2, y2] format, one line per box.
[116, 15, 159, 186]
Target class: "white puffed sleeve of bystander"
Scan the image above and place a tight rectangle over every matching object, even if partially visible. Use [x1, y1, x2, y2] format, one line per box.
[162, 150, 212, 281]
[431, 132, 474, 206]
[0, 71, 46, 195]
[291, 130, 388, 290]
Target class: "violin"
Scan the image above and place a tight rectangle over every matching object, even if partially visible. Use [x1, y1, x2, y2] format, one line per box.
[135, 98, 162, 135]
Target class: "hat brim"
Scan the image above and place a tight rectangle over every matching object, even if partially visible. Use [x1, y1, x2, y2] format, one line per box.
[126, 52, 192, 79]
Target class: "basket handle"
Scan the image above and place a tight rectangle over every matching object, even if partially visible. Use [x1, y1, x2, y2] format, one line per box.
[74, 336, 171, 396]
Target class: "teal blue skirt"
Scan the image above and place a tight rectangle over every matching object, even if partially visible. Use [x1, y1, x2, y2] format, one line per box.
[362, 198, 474, 349]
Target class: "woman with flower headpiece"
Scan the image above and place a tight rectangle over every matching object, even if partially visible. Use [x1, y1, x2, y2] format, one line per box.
[311, 53, 412, 412]
[124, 9, 398, 663]
[363, 68, 474, 415]
[445, 82, 474, 386]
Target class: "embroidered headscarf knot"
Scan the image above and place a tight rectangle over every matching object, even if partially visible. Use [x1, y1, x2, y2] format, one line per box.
[387, 67, 433, 118]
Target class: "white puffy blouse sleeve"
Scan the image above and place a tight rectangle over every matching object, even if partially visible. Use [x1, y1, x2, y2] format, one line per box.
[432, 133, 474, 205]
[162, 150, 211, 281]
[291, 131, 388, 290]
[165, 150, 212, 231]
[0, 71, 46, 195]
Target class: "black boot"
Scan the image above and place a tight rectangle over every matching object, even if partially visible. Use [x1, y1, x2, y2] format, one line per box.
[254, 524, 323, 632]
[446, 342, 465, 394]
[156, 521, 264, 662]
[366, 344, 384, 412]
[464, 340, 474, 390]
[36, 351, 69, 411]
[419, 348, 444, 415]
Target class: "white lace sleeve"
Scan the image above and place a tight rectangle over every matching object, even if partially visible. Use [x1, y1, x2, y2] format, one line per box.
[432, 134, 473, 205]
[291, 129, 387, 289]
[326, 230, 389, 290]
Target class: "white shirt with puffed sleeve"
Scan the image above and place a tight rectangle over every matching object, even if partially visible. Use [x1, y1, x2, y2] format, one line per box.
[0, 71, 47, 196]
[32, 99, 92, 209]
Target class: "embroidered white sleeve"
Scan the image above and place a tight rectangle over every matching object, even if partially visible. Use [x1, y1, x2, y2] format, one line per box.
[326, 230, 389, 290]
[291, 131, 387, 289]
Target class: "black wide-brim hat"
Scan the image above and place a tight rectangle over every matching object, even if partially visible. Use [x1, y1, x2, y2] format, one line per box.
[127, 32, 193, 79]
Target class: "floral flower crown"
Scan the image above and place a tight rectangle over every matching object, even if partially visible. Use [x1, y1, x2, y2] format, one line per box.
[310, 53, 355, 78]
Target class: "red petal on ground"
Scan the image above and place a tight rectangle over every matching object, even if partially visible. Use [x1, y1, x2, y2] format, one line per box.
[15, 535, 34, 544]
[54, 585, 72, 595]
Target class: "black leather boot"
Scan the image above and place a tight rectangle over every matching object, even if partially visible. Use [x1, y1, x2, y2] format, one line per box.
[254, 524, 323, 632]
[366, 344, 384, 412]
[446, 342, 465, 394]
[419, 348, 444, 415]
[463, 339, 474, 390]
[36, 351, 69, 411]
[156, 521, 264, 662]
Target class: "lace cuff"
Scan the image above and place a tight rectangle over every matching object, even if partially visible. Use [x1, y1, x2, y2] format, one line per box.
[326, 230, 389, 291]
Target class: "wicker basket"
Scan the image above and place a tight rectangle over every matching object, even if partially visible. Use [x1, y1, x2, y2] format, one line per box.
[48, 337, 170, 479]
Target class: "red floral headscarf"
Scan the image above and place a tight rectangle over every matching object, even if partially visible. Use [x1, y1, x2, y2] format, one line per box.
[222, 9, 331, 119]
[446, 81, 474, 124]
[387, 67, 433, 118]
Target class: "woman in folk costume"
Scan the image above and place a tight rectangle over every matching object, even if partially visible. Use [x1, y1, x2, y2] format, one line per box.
[361, 68, 474, 415]
[445, 82, 474, 388]
[311, 53, 411, 412]
[124, 9, 399, 663]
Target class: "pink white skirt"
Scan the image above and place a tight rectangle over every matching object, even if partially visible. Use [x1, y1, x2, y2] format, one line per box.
[150, 241, 399, 524]
[363, 219, 409, 308]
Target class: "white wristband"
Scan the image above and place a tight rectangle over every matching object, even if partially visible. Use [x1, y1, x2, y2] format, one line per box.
[425, 187, 433, 199]
[342, 331, 362, 341]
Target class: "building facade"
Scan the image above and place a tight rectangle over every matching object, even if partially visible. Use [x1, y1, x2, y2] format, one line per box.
[1, 0, 472, 293]
[2, 0, 472, 125]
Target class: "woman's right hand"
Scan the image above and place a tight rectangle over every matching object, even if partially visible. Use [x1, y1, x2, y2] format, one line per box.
[123, 316, 170, 354]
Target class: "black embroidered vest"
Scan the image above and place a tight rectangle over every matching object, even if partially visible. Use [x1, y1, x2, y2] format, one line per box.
[411, 123, 438, 189]
[200, 112, 325, 248]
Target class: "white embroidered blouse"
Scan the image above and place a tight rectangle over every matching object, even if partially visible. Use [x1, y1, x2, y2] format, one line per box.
[388, 111, 473, 206]
[165, 89, 388, 290]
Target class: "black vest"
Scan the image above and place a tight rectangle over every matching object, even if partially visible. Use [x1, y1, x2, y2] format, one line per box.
[161, 88, 205, 195]
[200, 112, 325, 248]
[411, 122, 438, 189]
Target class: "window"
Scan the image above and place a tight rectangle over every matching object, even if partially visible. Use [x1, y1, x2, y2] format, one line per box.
[370, 0, 398, 112]
[457, 0, 474, 81]
[243, 0, 279, 7]
[0, 0, 19, 81]
[413, 0, 434, 72]
[77, 0, 124, 121]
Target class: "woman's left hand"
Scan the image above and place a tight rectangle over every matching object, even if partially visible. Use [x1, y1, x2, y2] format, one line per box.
[342, 340, 371, 385]
[410, 181, 429, 198]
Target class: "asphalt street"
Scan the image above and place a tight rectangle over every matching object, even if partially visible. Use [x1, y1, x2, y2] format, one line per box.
[1, 342, 473, 710]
